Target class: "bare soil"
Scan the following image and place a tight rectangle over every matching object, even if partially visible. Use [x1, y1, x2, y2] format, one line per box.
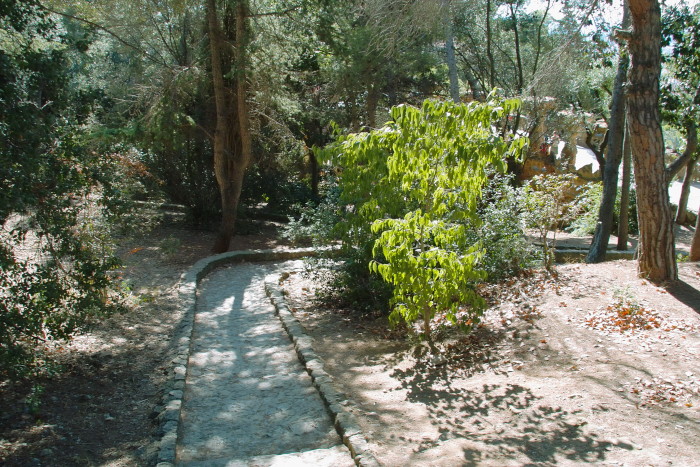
[282, 238, 700, 466]
[1, 216, 698, 467]
[0, 216, 289, 467]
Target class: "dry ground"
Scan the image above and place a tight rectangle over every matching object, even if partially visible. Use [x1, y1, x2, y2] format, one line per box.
[1, 216, 698, 466]
[281, 250, 700, 466]
[0, 216, 289, 467]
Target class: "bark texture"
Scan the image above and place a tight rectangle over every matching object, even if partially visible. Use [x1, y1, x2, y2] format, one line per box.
[675, 152, 697, 225]
[207, 0, 253, 253]
[691, 211, 700, 261]
[627, 0, 677, 282]
[617, 124, 632, 250]
[587, 4, 630, 263]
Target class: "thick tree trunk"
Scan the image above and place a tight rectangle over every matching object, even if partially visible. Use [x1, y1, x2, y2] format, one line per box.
[617, 123, 632, 250]
[207, 0, 252, 253]
[587, 5, 630, 263]
[627, 0, 677, 282]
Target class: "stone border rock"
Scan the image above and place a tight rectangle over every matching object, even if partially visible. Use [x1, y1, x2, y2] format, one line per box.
[554, 248, 636, 263]
[154, 247, 327, 467]
[265, 273, 380, 467]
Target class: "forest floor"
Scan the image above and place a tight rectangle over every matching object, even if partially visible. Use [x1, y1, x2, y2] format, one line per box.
[0, 213, 698, 466]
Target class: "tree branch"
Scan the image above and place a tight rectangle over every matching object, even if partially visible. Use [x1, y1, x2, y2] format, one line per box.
[586, 127, 608, 171]
[38, 2, 173, 69]
[667, 121, 698, 180]
[249, 5, 302, 18]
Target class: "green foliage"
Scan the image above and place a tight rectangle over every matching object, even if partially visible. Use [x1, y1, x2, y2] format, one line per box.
[567, 182, 639, 237]
[661, 5, 700, 128]
[568, 182, 603, 236]
[520, 174, 583, 270]
[0, 4, 130, 379]
[281, 177, 340, 246]
[320, 96, 527, 341]
[240, 165, 314, 218]
[467, 174, 536, 281]
[159, 235, 182, 256]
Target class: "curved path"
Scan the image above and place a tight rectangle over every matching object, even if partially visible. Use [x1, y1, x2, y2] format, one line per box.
[176, 260, 353, 466]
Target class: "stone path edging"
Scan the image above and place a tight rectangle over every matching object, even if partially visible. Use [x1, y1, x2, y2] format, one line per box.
[155, 247, 328, 467]
[154, 246, 378, 467]
[265, 273, 380, 467]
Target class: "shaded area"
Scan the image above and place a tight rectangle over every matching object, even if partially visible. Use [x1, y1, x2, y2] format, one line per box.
[667, 280, 700, 315]
[392, 357, 619, 465]
[0, 223, 217, 466]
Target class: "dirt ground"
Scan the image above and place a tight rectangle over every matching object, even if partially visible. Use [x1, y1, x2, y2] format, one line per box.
[281, 235, 700, 466]
[0, 215, 290, 467]
[0, 215, 698, 466]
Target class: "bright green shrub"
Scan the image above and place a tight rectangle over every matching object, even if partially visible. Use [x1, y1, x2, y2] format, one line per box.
[319, 96, 527, 343]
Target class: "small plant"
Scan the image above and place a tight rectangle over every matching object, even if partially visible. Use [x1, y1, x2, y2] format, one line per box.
[467, 173, 536, 281]
[282, 199, 340, 247]
[520, 173, 584, 270]
[26, 384, 45, 415]
[159, 236, 182, 256]
[585, 288, 662, 333]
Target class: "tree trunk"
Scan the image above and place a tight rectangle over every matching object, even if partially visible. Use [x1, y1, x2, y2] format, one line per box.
[627, 0, 677, 282]
[509, 3, 524, 94]
[675, 155, 697, 225]
[464, 67, 484, 101]
[691, 208, 700, 261]
[366, 83, 379, 130]
[207, 0, 252, 253]
[442, 0, 459, 103]
[587, 3, 630, 263]
[666, 86, 700, 179]
[617, 123, 632, 250]
[531, 0, 551, 80]
[673, 121, 697, 225]
[486, 0, 495, 89]
[309, 149, 320, 200]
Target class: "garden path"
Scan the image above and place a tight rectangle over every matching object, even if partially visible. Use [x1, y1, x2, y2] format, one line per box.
[176, 260, 354, 466]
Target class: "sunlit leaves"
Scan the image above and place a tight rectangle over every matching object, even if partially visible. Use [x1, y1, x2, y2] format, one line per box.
[320, 95, 527, 341]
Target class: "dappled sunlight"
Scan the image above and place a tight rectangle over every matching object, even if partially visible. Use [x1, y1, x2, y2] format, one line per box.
[178, 262, 341, 464]
[391, 360, 615, 465]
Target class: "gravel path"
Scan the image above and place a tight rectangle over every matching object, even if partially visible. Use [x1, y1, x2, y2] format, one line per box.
[176, 260, 354, 466]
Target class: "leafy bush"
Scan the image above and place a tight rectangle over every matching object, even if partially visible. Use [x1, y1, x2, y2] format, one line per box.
[281, 178, 340, 246]
[241, 166, 314, 217]
[467, 174, 536, 281]
[566, 182, 639, 238]
[568, 182, 603, 236]
[0, 5, 129, 378]
[318, 97, 527, 342]
[520, 174, 584, 270]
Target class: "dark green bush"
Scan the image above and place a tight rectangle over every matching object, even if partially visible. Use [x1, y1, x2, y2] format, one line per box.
[468, 174, 536, 281]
